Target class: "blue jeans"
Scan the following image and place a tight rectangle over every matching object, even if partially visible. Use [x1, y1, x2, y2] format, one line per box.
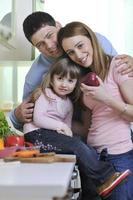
[104, 149, 133, 200]
[24, 128, 115, 200]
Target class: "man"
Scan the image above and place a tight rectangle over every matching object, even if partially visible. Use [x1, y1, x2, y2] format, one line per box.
[9, 11, 133, 132]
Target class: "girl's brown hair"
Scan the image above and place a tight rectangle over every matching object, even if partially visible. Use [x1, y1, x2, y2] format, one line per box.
[58, 21, 113, 81]
[30, 57, 81, 103]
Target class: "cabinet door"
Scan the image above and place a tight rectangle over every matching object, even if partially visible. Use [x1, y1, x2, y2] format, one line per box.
[0, 0, 44, 61]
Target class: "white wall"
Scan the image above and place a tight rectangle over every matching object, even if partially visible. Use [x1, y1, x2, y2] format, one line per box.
[44, 0, 133, 55]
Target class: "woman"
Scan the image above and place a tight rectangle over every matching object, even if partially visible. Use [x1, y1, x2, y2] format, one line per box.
[58, 22, 133, 200]
[24, 57, 130, 200]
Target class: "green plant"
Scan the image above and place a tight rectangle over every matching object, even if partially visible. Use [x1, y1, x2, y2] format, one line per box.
[0, 111, 13, 138]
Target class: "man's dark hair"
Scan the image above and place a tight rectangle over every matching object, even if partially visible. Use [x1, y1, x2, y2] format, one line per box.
[23, 11, 56, 43]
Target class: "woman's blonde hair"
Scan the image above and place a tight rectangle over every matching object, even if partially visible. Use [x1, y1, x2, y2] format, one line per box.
[30, 57, 81, 103]
[58, 21, 113, 81]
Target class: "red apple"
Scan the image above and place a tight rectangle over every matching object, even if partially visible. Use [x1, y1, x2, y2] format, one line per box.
[82, 72, 99, 86]
[4, 135, 25, 147]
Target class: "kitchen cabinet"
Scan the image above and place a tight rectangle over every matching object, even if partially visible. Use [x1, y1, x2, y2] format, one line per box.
[0, 0, 44, 61]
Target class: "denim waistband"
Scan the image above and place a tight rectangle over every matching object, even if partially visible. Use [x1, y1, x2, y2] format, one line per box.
[108, 148, 133, 157]
[99, 148, 133, 161]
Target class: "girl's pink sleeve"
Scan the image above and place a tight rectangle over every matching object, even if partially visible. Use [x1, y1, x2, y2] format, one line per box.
[33, 94, 65, 130]
[63, 104, 73, 128]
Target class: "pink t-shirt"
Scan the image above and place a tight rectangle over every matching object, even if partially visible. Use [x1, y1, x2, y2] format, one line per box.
[83, 57, 133, 154]
[23, 88, 73, 135]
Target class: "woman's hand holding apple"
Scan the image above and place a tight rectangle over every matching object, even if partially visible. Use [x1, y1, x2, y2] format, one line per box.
[81, 75, 112, 104]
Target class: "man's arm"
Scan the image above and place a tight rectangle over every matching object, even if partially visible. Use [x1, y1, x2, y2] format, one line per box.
[14, 99, 34, 123]
[9, 99, 34, 131]
[9, 110, 23, 132]
[22, 55, 49, 100]
[96, 33, 133, 76]
[96, 32, 117, 56]
[9, 54, 52, 131]
[115, 54, 133, 77]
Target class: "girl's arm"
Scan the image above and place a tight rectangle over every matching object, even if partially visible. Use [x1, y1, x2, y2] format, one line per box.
[57, 102, 73, 136]
[63, 109, 73, 128]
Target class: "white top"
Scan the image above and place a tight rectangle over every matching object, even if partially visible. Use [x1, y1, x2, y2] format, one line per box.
[0, 158, 75, 200]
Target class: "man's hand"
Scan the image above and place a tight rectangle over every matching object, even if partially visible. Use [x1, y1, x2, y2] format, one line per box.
[115, 54, 133, 77]
[14, 98, 34, 123]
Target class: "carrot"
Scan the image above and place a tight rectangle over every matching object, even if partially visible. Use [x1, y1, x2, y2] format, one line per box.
[12, 149, 40, 158]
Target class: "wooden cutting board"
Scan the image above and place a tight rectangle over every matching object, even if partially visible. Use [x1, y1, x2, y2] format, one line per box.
[4, 154, 76, 163]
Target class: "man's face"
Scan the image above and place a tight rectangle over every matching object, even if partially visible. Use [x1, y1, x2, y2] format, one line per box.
[31, 25, 63, 58]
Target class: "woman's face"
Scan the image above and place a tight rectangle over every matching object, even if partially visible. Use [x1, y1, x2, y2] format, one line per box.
[62, 35, 93, 68]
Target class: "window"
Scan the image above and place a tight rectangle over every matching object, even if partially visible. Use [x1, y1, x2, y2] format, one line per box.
[0, 63, 30, 110]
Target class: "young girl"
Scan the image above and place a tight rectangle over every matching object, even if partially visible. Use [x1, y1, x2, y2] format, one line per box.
[58, 22, 133, 200]
[24, 57, 130, 200]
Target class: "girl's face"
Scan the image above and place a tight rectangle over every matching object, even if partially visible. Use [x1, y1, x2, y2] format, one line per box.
[51, 73, 77, 98]
[62, 35, 93, 68]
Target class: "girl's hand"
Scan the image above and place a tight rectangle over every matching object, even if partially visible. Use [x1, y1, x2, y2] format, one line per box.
[56, 125, 72, 137]
[80, 76, 112, 103]
[115, 54, 133, 77]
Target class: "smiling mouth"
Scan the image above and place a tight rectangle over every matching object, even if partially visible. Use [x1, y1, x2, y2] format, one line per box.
[79, 56, 88, 65]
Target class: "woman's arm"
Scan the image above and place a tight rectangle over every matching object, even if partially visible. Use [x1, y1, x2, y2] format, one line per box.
[81, 78, 133, 122]
[104, 79, 133, 121]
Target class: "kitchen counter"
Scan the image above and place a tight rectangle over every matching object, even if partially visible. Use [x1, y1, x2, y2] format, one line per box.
[0, 156, 76, 200]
